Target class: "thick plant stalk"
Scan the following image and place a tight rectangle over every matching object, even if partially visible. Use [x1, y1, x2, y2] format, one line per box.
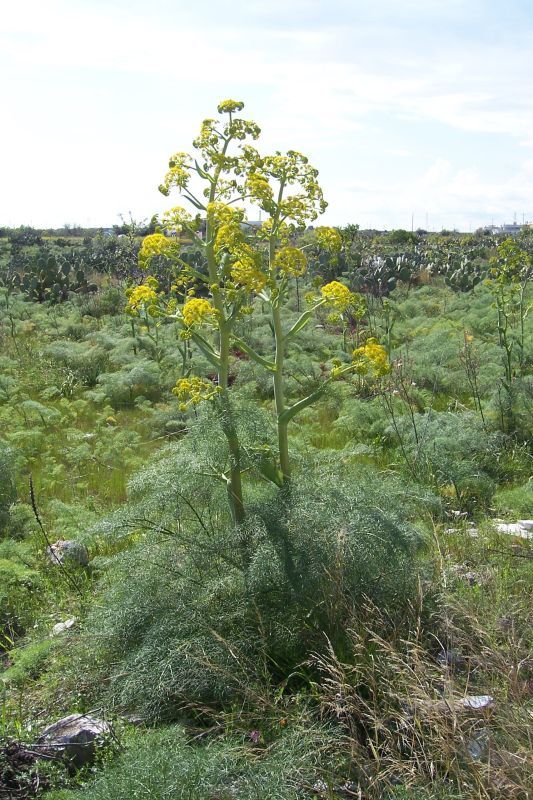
[269, 230, 291, 482]
[206, 197, 245, 523]
[273, 302, 291, 481]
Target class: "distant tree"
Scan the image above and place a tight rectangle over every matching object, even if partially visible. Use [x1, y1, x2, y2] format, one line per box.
[7, 226, 43, 247]
[389, 229, 418, 245]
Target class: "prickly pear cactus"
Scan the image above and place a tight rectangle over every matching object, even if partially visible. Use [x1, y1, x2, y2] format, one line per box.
[1, 250, 97, 303]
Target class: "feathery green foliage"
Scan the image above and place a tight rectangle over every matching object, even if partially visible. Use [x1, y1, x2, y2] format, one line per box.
[49, 724, 340, 800]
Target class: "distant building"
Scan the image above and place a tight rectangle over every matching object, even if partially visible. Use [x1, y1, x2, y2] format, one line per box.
[481, 222, 530, 236]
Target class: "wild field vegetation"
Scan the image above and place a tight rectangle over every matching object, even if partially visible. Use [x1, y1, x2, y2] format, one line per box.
[1, 102, 531, 799]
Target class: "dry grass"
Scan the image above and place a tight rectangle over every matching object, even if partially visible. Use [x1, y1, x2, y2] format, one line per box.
[308, 583, 531, 799]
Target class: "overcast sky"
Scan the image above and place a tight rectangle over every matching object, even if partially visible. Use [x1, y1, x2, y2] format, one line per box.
[1, 0, 532, 231]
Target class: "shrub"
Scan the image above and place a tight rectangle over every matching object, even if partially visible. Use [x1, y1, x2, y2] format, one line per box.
[1, 638, 56, 686]
[75, 419, 424, 720]
[49, 723, 339, 800]
[90, 361, 163, 408]
[45, 341, 109, 387]
[0, 555, 42, 643]
[0, 443, 17, 533]
[492, 480, 533, 517]
[78, 286, 125, 318]
[389, 412, 510, 513]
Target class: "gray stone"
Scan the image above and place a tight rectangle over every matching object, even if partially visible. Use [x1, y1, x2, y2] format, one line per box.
[467, 727, 490, 761]
[37, 714, 111, 768]
[47, 540, 89, 567]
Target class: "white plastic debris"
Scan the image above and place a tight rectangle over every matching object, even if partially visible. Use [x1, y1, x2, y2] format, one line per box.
[458, 695, 494, 711]
[51, 618, 77, 636]
[494, 522, 532, 540]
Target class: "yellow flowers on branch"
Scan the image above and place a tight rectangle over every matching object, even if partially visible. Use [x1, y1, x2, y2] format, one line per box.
[126, 100, 386, 523]
[173, 376, 221, 411]
[352, 339, 390, 378]
[125, 280, 159, 314]
[181, 298, 218, 328]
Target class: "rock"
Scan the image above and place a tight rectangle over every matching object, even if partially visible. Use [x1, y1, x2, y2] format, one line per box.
[47, 540, 89, 567]
[494, 522, 532, 540]
[37, 714, 111, 768]
[457, 694, 494, 711]
[51, 618, 77, 636]
[518, 519, 533, 531]
[466, 726, 490, 761]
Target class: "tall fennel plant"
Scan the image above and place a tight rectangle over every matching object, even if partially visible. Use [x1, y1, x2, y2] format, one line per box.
[127, 100, 382, 520]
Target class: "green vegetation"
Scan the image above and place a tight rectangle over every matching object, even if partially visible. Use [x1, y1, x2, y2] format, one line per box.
[1, 102, 531, 799]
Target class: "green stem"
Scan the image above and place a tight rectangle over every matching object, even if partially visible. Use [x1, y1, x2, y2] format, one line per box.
[268, 224, 291, 481]
[204, 154, 245, 523]
[273, 302, 290, 481]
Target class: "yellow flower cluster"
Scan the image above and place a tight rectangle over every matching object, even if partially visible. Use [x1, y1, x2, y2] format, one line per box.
[249, 151, 327, 225]
[181, 298, 218, 327]
[315, 226, 342, 253]
[231, 257, 267, 293]
[159, 152, 191, 196]
[256, 218, 290, 246]
[246, 173, 274, 209]
[215, 223, 244, 254]
[352, 338, 390, 377]
[208, 202, 244, 226]
[209, 203, 267, 294]
[320, 281, 356, 312]
[125, 282, 158, 313]
[193, 119, 220, 152]
[217, 99, 245, 114]
[161, 206, 193, 235]
[274, 246, 307, 278]
[173, 376, 220, 412]
[224, 118, 261, 142]
[280, 195, 322, 227]
[139, 234, 174, 268]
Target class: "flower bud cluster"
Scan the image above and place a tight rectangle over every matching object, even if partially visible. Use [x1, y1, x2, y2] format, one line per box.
[172, 376, 221, 411]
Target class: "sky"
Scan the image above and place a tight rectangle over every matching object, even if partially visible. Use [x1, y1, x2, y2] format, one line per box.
[1, 0, 532, 231]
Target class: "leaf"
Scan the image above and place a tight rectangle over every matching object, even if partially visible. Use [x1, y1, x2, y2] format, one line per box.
[285, 308, 315, 340]
[257, 457, 284, 487]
